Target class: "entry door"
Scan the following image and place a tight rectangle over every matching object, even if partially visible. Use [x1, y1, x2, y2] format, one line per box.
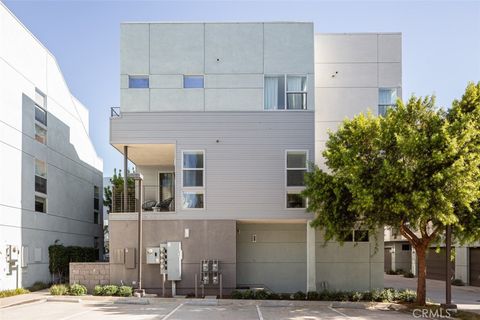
[159, 172, 175, 211]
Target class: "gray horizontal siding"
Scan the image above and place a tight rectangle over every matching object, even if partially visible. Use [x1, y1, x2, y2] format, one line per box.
[111, 111, 314, 220]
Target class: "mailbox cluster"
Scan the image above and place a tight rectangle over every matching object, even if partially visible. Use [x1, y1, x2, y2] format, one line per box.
[200, 259, 219, 285]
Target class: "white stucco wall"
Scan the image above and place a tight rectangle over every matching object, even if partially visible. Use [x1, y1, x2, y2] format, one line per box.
[0, 3, 103, 290]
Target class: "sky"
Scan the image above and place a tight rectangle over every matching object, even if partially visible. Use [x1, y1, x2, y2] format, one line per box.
[3, 0, 480, 177]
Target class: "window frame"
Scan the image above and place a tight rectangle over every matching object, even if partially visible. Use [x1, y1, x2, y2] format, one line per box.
[378, 87, 398, 116]
[181, 150, 205, 210]
[35, 123, 47, 145]
[94, 185, 100, 223]
[34, 158, 47, 195]
[183, 75, 204, 89]
[34, 195, 47, 213]
[128, 75, 149, 89]
[264, 74, 308, 111]
[285, 150, 308, 210]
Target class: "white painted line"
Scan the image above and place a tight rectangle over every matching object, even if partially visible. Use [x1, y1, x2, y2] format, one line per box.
[58, 309, 95, 320]
[256, 305, 264, 320]
[328, 306, 353, 319]
[162, 303, 184, 320]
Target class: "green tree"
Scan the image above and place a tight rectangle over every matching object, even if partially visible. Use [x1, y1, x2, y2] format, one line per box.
[303, 83, 480, 305]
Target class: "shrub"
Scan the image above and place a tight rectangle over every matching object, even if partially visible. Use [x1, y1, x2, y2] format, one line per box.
[231, 290, 243, 299]
[116, 286, 133, 297]
[28, 281, 49, 292]
[398, 289, 417, 302]
[48, 242, 98, 282]
[254, 289, 269, 300]
[403, 272, 415, 278]
[243, 289, 255, 299]
[279, 293, 292, 300]
[93, 285, 104, 296]
[386, 270, 397, 275]
[452, 279, 465, 286]
[307, 291, 319, 300]
[50, 284, 69, 296]
[102, 285, 119, 296]
[351, 291, 364, 302]
[69, 284, 87, 296]
[0, 288, 30, 298]
[268, 292, 280, 300]
[293, 291, 306, 300]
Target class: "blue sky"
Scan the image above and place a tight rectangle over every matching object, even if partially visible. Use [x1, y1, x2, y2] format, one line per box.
[3, 0, 480, 177]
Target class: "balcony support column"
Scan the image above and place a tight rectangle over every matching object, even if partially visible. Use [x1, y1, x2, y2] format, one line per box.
[124, 145, 128, 212]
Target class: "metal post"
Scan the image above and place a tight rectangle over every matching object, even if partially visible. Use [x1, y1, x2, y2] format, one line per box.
[162, 273, 166, 297]
[201, 283, 204, 298]
[195, 274, 198, 298]
[137, 179, 143, 294]
[172, 281, 176, 297]
[219, 274, 223, 299]
[123, 145, 128, 212]
[442, 225, 456, 310]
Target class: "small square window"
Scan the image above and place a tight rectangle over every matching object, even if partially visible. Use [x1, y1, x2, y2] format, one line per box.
[35, 90, 46, 108]
[354, 230, 369, 242]
[35, 124, 47, 144]
[286, 193, 306, 208]
[129, 76, 149, 88]
[402, 244, 411, 251]
[339, 231, 354, 242]
[35, 196, 46, 213]
[182, 192, 204, 209]
[35, 105, 47, 126]
[183, 75, 204, 88]
[378, 88, 397, 116]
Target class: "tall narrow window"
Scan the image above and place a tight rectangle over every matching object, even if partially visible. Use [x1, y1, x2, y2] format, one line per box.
[286, 75, 307, 110]
[183, 75, 204, 88]
[286, 150, 308, 209]
[35, 124, 47, 144]
[35, 196, 46, 213]
[128, 75, 149, 88]
[35, 159, 47, 194]
[182, 151, 205, 209]
[34, 89, 47, 144]
[94, 186, 100, 224]
[264, 75, 285, 110]
[378, 88, 397, 116]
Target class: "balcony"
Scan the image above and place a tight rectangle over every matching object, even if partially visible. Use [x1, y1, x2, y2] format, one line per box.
[111, 184, 175, 213]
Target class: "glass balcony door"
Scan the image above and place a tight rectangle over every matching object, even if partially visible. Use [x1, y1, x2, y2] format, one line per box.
[159, 172, 175, 212]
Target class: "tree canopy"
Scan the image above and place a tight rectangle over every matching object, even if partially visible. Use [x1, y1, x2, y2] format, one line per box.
[303, 82, 480, 305]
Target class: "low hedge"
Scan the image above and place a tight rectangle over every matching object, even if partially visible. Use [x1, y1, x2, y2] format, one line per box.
[50, 284, 69, 296]
[230, 288, 417, 303]
[93, 285, 133, 297]
[0, 288, 30, 298]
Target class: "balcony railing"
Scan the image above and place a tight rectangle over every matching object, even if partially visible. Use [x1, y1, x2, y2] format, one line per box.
[111, 185, 175, 213]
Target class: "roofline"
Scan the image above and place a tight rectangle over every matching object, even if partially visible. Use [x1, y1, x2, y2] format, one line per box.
[121, 21, 313, 25]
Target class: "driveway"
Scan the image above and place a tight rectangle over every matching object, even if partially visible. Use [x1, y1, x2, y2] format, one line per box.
[384, 274, 480, 312]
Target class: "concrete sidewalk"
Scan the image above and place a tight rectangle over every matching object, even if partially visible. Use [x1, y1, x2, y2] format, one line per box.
[0, 289, 50, 309]
[384, 274, 480, 312]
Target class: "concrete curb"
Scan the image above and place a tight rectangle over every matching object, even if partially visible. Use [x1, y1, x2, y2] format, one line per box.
[0, 298, 46, 309]
[331, 302, 368, 309]
[114, 298, 150, 305]
[46, 297, 82, 303]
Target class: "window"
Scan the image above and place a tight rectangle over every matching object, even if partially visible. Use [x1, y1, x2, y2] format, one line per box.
[35, 105, 47, 126]
[402, 244, 411, 251]
[354, 230, 369, 242]
[339, 231, 354, 242]
[183, 75, 204, 88]
[94, 186, 99, 224]
[35, 196, 46, 213]
[286, 151, 307, 187]
[35, 159, 47, 194]
[128, 75, 149, 88]
[378, 88, 397, 116]
[35, 124, 46, 144]
[94, 211, 99, 224]
[182, 151, 205, 209]
[264, 75, 307, 110]
[286, 150, 308, 208]
[286, 75, 307, 110]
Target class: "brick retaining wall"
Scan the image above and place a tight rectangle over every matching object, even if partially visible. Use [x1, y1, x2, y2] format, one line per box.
[69, 262, 110, 291]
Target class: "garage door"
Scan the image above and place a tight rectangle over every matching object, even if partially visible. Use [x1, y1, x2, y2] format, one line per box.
[384, 248, 392, 272]
[470, 248, 480, 286]
[426, 248, 455, 281]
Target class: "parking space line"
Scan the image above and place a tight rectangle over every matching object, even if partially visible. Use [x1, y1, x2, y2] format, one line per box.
[58, 308, 95, 320]
[328, 306, 353, 319]
[162, 303, 184, 320]
[256, 305, 264, 320]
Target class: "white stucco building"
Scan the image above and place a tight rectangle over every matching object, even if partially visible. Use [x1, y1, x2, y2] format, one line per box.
[0, 3, 103, 290]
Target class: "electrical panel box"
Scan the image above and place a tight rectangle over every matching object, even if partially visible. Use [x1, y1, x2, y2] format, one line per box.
[160, 243, 168, 275]
[166, 241, 182, 281]
[146, 247, 160, 264]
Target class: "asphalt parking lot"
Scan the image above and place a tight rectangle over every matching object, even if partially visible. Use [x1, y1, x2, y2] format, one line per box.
[0, 299, 417, 320]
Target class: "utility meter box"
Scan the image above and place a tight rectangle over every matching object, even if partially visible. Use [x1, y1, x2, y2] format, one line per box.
[146, 247, 160, 264]
[166, 241, 182, 281]
[160, 243, 168, 275]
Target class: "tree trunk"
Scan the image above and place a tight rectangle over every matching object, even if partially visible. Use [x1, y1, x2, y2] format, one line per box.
[416, 246, 427, 305]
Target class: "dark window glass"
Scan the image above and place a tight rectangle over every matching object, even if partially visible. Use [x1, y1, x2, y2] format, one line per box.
[35, 196, 46, 213]
[183, 193, 204, 209]
[183, 152, 204, 168]
[94, 212, 99, 224]
[354, 230, 369, 242]
[287, 92, 307, 110]
[286, 193, 306, 208]
[183, 76, 204, 88]
[339, 231, 354, 242]
[35, 176, 47, 194]
[183, 170, 203, 187]
[402, 244, 411, 251]
[94, 198, 99, 210]
[35, 106, 47, 126]
[128, 76, 149, 88]
[287, 152, 307, 168]
[287, 170, 306, 186]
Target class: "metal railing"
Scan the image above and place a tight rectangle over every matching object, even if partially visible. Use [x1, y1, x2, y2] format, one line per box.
[110, 107, 120, 118]
[111, 185, 175, 213]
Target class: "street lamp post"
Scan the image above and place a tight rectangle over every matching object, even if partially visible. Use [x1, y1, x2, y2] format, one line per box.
[441, 224, 456, 310]
[129, 172, 144, 297]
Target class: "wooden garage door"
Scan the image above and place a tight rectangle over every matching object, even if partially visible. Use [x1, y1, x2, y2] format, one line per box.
[469, 248, 480, 286]
[384, 248, 392, 272]
[426, 248, 455, 281]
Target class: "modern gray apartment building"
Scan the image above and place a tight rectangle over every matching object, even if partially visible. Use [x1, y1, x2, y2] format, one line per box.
[109, 22, 401, 294]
